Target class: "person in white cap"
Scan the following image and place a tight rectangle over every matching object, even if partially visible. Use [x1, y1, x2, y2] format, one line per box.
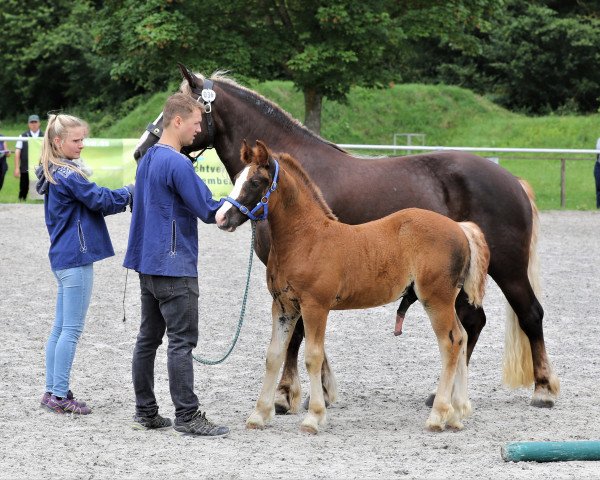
[14, 114, 43, 201]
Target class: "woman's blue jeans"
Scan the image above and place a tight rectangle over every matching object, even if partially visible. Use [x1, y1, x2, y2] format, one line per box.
[45, 264, 94, 397]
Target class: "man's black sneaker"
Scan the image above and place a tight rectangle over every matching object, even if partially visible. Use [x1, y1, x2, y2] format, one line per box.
[173, 411, 229, 437]
[132, 413, 173, 430]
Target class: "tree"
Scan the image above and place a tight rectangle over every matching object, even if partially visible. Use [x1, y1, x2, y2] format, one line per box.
[0, 0, 116, 115]
[91, 1, 502, 133]
[197, 0, 504, 133]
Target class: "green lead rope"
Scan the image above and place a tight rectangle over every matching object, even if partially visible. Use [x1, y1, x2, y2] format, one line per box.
[193, 221, 256, 365]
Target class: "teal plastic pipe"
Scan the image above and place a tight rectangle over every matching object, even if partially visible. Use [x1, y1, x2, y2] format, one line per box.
[502, 441, 600, 462]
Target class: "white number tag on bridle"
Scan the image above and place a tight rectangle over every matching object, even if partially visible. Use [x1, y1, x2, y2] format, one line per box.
[201, 89, 216, 103]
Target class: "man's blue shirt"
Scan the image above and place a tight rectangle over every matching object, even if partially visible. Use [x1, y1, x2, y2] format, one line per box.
[123, 144, 225, 277]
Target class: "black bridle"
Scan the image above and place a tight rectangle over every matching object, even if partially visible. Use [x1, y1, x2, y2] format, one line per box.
[144, 80, 217, 163]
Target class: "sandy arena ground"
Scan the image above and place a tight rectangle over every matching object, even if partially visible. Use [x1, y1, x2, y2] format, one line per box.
[0, 204, 599, 479]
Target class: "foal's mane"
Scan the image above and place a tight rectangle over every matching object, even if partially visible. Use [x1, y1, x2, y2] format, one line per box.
[180, 71, 347, 154]
[276, 152, 338, 221]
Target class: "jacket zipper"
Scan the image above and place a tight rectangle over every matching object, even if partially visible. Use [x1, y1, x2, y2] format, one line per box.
[77, 220, 88, 253]
[170, 220, 177, 257]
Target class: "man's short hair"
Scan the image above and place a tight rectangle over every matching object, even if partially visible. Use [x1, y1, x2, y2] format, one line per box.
[163, 93, 202, 128]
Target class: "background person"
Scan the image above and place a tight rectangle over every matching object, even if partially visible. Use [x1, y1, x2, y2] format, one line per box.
[15, 114, 43, 201]
[0, 131, 9, 191]
[36, 113, 133, 415]
[124, 93, 229, 437]
[595, 137, 600, 208]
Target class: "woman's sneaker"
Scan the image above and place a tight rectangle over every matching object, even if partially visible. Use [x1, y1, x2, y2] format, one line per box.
[46, 394, 92, 415]
[132, 413, 173, 430]
[41, 390, 86, 408]
[173, 411, 229, 437]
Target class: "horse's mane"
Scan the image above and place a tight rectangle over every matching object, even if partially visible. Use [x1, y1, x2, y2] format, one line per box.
[180, 71, 348, 154]
[276, 152, 338, 221]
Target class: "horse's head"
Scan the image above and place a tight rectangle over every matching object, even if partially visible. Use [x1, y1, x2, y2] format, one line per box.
[133, 63, 217, 162]
[216, 140, 278, 232]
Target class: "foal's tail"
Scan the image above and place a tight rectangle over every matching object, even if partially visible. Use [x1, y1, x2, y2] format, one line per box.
[458, 221, 490, 307]
[502, 180, 540, 389]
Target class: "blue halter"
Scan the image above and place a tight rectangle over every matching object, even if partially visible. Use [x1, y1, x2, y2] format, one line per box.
[224, 159, 280, 221]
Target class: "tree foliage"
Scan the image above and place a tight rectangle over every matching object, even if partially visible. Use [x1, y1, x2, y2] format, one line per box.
[1, 0, 600, 124]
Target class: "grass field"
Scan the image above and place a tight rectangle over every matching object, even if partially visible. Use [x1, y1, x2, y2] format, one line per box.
[2, 82, 598, 209]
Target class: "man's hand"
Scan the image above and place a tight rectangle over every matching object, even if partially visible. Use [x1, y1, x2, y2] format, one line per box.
[125, 184, 134, 212]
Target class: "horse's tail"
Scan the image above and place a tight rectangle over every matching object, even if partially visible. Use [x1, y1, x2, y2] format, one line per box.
[502, 179, 539, 389]
[458, 221, 490, 307]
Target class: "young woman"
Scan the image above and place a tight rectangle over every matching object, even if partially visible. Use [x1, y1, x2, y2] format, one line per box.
[35, 114, 133, 415]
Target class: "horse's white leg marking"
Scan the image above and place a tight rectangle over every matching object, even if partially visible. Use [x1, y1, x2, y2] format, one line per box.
[300, 308, 329, 434]
[425, 307, 463, 431]
[247, 303, 298, 429]
[448, 321, 471, 429]
[216, 166, 250, 225]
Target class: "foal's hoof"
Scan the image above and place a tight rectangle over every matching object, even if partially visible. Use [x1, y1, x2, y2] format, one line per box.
[300, 424, 318, 435]
[425, 393, 436, 407]
[246, 421, 264, 430]
[246, 411, 267, 429]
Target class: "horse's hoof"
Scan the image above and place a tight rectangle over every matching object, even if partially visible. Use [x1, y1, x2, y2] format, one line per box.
[425, 420, 445, 432]
[246, 421, 264, 430]
[300, 422, 319, 434]
[425, 393, 436, 407]
[447, 419, 464, 430]
[246, 411, 267, 429]
[531, 385, 557, 408]
[531, 397, 555, 408]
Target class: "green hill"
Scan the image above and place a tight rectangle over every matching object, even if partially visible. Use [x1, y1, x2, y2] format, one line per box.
[93, 81, 600, 149]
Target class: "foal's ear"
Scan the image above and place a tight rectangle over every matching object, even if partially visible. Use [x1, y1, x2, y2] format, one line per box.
[255, 140, 270, 167]
[240, 140, 253, 165]
[177, 63, 200, 88]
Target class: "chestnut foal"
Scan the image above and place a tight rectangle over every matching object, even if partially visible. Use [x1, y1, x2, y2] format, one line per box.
[216, 141, 490, 433]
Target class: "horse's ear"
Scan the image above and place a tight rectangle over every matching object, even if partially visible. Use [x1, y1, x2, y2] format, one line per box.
[255, 140, 270, 166]
[177, 63, 200, 88]
[240, 140, 253, 164]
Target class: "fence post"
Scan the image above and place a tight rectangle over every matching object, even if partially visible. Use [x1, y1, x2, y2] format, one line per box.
[560, 158, 566, 208]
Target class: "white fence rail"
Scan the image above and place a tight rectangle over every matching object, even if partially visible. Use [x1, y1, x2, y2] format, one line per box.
[338, 144, 598, 208]
[2, 138, 597, 207]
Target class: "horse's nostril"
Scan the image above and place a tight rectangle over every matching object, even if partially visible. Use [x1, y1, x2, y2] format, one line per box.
[133, 149, 141, 161]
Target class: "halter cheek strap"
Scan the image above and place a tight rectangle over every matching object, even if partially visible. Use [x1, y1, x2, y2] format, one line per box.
[145, 80, 218, 163]
[224, 160, 280, 221]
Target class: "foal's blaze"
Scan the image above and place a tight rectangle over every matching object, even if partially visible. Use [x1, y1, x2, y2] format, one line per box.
[217, 140, 491, 433]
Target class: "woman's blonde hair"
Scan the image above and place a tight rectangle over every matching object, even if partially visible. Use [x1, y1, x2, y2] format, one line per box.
[40, 113, 89, 184]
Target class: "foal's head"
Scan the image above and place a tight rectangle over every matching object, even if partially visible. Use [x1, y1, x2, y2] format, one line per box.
[216, 140, 276, 231]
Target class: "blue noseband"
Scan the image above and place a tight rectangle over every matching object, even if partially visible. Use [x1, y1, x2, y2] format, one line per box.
[224, 159, 280, 221]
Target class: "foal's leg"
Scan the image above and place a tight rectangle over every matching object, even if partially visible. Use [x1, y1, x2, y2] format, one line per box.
[449, 317, 472, 429]
[299, 305, 330, 434]
[247, 302, 300, 429]
[425, 291, 485, 407]
[274, 320, 303, 414]
[425, 303, 465, 431]
[276, 319, 338, 414]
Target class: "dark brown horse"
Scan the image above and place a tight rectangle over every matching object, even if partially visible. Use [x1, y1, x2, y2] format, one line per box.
[216, 140, 490, 433]
[134, 65, 560, 411]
